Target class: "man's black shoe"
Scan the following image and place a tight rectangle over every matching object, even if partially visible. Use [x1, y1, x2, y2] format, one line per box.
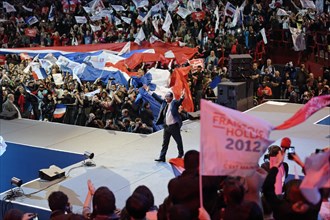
[154, 158, 165, 162]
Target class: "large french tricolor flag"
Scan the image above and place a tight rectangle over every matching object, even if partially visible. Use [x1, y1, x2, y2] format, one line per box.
[53, 104, 67, 119]
[31, 65, 47, 80]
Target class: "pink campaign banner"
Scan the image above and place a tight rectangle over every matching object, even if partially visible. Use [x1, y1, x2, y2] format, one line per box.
[200, 99, 274, 177]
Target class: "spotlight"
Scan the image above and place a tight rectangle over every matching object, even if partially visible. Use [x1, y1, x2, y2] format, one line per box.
[11, 177, 23, 187]
[83, 151, 95, 167]
[84, 151, 94, 160]
[6, 177, 24, 200]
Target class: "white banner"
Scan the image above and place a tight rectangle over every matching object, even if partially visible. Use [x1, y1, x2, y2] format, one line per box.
[90, 24, 101, 32]
[52, 73, 64, 85]
[162, 12, 172, 33]
[300, 0, 316, 8]
[177, 7, 191, 19]
[121, 16, 131, 24]
[200, 100, 274, 176]
[111, 5, 126, 11]
[134, 28, 146, 45]
[0, 136, 7, 156]
[132, 0, 149, 8]
[290, 27, 306, 51]
[3, 2, 16, 13]
[300, 150, 330, 205]
[260, 28, 268, 44]
[75, 16, 87, 24]
[90, 14, 102, 21]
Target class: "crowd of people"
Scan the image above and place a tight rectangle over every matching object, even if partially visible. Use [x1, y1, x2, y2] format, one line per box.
[3, 145, 330, 220]
[0, 1, 329, 219]
[0, 0, 329, 130]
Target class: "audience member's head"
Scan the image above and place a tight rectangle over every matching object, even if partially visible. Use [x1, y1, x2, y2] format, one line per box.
[3, 209, 23, 220]
[48, 191, 70, 213]
[168, 204, 193, 220]
[184, 150, 199, 171]
[133, 185, 155, 209]
[125, 193, 149, 220]
[223, 177, 245, 205]
[92, 186, 116, 216]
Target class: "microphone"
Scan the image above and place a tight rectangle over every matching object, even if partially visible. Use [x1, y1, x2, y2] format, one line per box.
[280, 137, 291, 150]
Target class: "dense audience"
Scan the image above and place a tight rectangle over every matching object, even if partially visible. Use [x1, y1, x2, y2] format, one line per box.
[3, 146, 329, 220]
[0, 0, 329, 131]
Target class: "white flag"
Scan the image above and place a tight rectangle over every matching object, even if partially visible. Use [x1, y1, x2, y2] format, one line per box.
[187, 0, 196, 12]
[151, 1, 164, 12]
[277, 8, 289, 16]
[200, 100, 274, 176]
[114, 16, 121, 26]
[177, 7, 191, 19]
[132, 0, 149, 8]
[300, 0, 316, 8]
[22, 5, 33, 12]
[260, 28, 268, 44]
[90, 14, 102, 21]
[90, 0, 105, 15]
[197, 29, 202, 42]
[26, 16, 39, 26]
[52, 73, 64, 85]
[215, 6, 220, 32]
[194, 0, 202, 9]
[90, 24, 101, 32]
[111, 5, 126, 11]
[225, 2, 236, 17]
[0, 136, 7, 156]
[152, 19, 159, 33]
[149, 35, 162, 44]
[300, 150, 330, 205]
[75, 16, 87, 24]
[290, 27, 306, 51]
[3, 2, 16, 13]
[134, 28, 146, 45]
[162, 12, 172, 33]
[83, 6, 91, 14]
[121, 16, 131, 24]
[118, 42, 131, 55]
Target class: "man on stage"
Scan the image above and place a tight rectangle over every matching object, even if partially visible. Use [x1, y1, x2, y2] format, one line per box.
[148, 87, 185, 162]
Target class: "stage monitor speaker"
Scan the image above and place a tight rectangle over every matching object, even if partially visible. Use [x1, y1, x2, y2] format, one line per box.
[188, 111, 200, 120]
[218, 82, 249, 111]
[228, 54, 253, 78]
[39, 165, 65, 181]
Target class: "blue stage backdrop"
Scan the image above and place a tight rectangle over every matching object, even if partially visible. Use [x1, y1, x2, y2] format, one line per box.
[0, 142, 84, 193]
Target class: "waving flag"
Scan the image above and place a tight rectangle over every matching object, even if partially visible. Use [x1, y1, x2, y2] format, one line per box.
[177, 7, 191, 19]
[53, 104, 67, 119]
[75, 16, 87, 24]
[132, 0, 149, 8]
[0, 136, 7, 157]
[26, 16, 39, 26]
[275, 95, 330, 130]
[300, 150, 330, 205]
[111, 5, 126, 11]
[49, 4, 55, 21]
[22, 5, 33, 12]
[290, 27, 306, 51]
[134, 28, 146, 45]
[3, 2, 16, 13]
[121, 16, 131, 24]
[162, 12, 172, 33]
[31, 64, 47, 80]
[225, 2, 236, 17]
[200, 100, 274, 176]
[90, 0, 105, 15]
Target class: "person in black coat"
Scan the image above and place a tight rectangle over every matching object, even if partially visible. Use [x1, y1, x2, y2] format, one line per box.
[150, 89, 185, 162]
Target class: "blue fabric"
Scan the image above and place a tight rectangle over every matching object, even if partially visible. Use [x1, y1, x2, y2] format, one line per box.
[209, 76, 221, 89]
[0, 142, 84, 193]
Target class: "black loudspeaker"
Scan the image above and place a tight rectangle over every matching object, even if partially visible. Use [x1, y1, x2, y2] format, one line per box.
[0, 111, 17, 120]
[39, 165, 65, 181]
[217, 82, 249, 111]
[188, 111, 200, 120]
[228, 54, 253, 79]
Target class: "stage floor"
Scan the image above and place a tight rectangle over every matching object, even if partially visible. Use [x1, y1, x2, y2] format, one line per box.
[0, 101, 329, 218]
